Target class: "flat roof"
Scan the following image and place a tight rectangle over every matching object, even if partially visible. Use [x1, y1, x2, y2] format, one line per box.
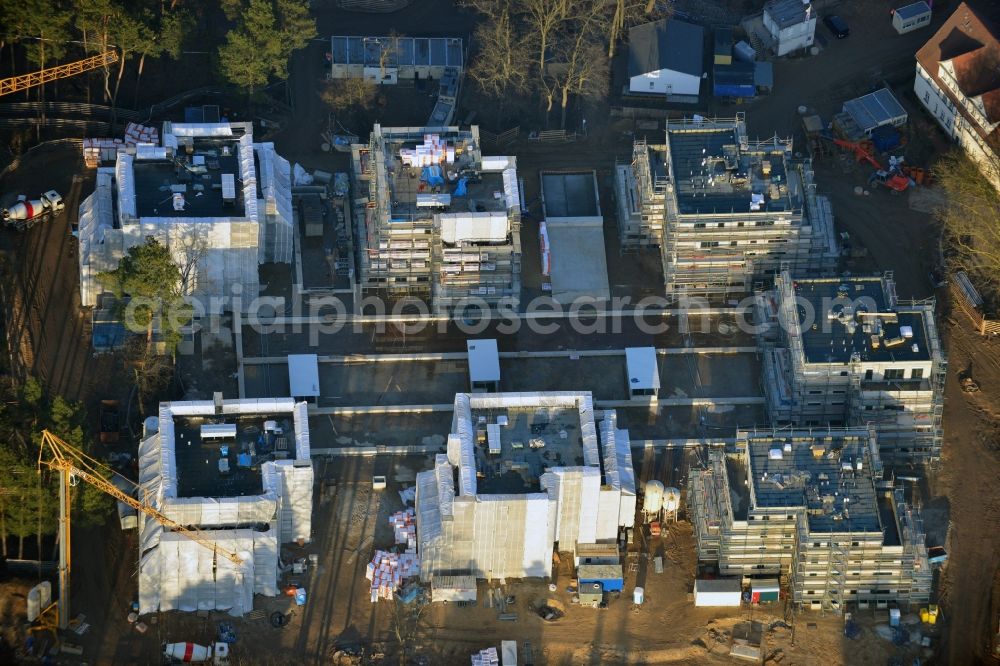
[133, 137, 247, 218]
[174, 414, 296, 498]
[666, 127, 800, 215]
[843, 88, 907, 133]
[577, 564, 624, 580]
[288, 354, 320, 397]
[695, 578, 742, 593]
[791, 278, 931, 364]
[626, 347, 660, 391]
[744, 433, 882, 534]
[541, 171, 600, 218]
[471, 404, 587, 494]
[546, 222, 610, 304]
[467, 339, 500, 383]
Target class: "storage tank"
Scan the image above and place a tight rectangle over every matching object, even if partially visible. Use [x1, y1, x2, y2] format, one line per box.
[663, 487, 681, 513]
[633, 586, 644, 605]
[644, 480, 664, 515]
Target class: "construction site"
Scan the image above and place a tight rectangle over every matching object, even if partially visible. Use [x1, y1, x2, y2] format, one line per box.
[416, 391, 635, 581]
[614, 114, 839, 299]
[756, 270, 947, 463]
[3, 1, 1000, 664]
[350, 125, 522, 313]
[136, 396, 313, 617]
[690, 428, 933, 612]
[76, 121, 294, 313]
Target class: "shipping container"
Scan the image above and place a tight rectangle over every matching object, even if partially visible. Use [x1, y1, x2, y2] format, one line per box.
[750, 578, 780, 603]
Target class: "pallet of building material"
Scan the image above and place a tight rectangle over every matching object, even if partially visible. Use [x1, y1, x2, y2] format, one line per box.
[471, 647, 499, 666]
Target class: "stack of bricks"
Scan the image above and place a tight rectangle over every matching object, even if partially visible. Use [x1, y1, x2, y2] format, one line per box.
[123, 122, 160, 147]
[365, 549, 420, 603]
[470, 647, 499, 666]
[390, 509, 417, 552]
[82, 138, 124, 168]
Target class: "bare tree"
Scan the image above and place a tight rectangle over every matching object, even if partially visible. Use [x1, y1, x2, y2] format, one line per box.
[516, 0, 565, 78]
[467, 5, 531, 100]
[608, 0, 669, 57]
[936, 148, 1000, 302]
[556, 37, 609, 129]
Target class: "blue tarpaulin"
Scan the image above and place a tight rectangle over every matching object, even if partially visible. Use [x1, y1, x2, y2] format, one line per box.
[422, 165, 444, 186]
[454, 178, 468, 196]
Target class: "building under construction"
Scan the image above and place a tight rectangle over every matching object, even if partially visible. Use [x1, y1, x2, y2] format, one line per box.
[77, 121, 293, 313]
[756, 270, 946, 463]
[136, 396, 314, 616]
[689, 428, 932, 611]
[351, 125, 521, 314]
[614, 114, 838, 297]
[415, 392, 635, 580]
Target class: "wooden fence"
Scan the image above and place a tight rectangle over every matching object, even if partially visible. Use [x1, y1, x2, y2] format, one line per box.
[951, 272, 1000, 336]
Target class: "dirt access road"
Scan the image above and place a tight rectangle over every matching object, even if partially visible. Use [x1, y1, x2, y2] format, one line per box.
[932, 313, 1000, 665]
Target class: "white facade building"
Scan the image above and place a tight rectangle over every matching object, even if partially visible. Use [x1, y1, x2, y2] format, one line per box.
[77, 122, 294, 314]
[763, 0, 817, 56]
[136, 397, 314, 616]
[914, 2, 1000, 188]
[416, 392, 635, 581]
[627, 19, 704, 97]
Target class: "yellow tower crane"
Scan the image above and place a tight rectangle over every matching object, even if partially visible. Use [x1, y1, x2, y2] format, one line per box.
[36, 429, 243, 631]
[0, 50, 118, 97]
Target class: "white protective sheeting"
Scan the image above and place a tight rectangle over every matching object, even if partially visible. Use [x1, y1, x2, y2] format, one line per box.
[135, 143, 169, 160]
[77, 169, 117, 306]
[440, 212, 509, 244]
[453, 394, 478, 496]
[168, 123, 235, 137]
[480, 156, 510, 172]
[115, 153, 137, 223]
[263, 460, 314, 544]
[502, 165, 520, 212]
[446, 434, 462, 467]
[292, 401, 311, 459]
[239, 135, 260, 229]
[434, 454, 454, 520]
[415, 468, 442, 545]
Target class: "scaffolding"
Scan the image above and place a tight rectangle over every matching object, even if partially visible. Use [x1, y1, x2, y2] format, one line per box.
[614, 139, 667, 248]
[757, 271, 947, 463]
[351, 125, 521, 313]
[643, 114, 839, 300]
[689, 428, 932, 612]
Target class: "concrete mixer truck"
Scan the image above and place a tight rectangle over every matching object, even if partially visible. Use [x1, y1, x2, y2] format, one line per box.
[2, 190, 64, 231]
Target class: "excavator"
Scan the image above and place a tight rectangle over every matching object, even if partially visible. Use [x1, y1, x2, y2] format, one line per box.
[33, 430, 242, 639]
[0, 50, 118, 97]
[826, 137, 914, 193]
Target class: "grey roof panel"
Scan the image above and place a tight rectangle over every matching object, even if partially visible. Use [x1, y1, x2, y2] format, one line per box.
[895, 1, 930, 20]
[765, 0, 809, 29]
[628, 19, 705, 78]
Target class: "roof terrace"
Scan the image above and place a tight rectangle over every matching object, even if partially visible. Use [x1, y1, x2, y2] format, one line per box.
[789, 278, 931, 365]
[666, 125, 803, 215]
[744, 432, 883, 534]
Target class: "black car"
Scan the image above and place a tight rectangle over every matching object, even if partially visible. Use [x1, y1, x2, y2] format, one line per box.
[824, 14, 850, 38]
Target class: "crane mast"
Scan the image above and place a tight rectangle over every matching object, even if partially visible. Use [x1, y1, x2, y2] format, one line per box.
[37, 430, 244, 630]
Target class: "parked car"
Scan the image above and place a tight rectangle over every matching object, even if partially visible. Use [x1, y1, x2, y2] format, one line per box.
[824, 14, 850, 38]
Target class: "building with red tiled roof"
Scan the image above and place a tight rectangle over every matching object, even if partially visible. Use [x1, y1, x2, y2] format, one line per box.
[914, 1, 1000, 186]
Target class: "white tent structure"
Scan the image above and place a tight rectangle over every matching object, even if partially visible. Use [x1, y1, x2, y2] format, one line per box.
[137, 398, 313, 616]
[77, 122, 294, 314]
[416, 392, 635, 581]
